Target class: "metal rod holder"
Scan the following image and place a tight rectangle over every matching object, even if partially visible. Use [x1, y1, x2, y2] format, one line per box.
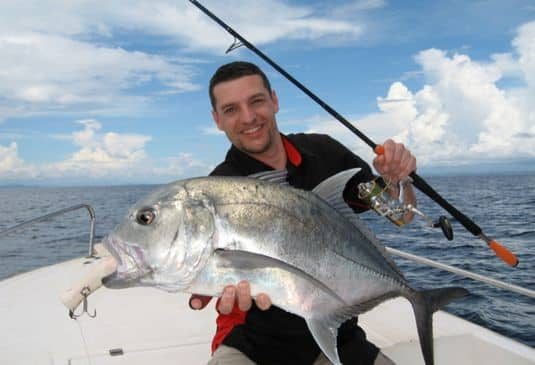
[0, 204, 97, 258]
[386, 247, 535, 299]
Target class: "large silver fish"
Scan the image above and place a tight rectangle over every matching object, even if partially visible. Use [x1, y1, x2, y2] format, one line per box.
[103, 169, 468, 365]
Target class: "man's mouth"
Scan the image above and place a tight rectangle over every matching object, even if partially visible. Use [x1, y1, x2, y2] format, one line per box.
[242, 124, 263, 135]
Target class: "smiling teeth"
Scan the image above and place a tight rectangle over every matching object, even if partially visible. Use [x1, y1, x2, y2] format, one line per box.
[243, 126, 261, 134]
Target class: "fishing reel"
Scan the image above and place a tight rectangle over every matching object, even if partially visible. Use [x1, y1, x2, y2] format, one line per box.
[357, 178, 453, 241]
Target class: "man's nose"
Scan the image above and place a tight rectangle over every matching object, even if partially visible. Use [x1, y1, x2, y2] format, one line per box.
[239, 105, 256, 124]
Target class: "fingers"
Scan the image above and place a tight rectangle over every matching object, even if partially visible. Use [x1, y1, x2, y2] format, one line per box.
[218, 285, 238, 314]
[189, 294, 213, 310]
[216, 281, 272, 314]
[373, 139, 416, 182]
[237, 281, 252, 311]
[255, 293, 272, 310]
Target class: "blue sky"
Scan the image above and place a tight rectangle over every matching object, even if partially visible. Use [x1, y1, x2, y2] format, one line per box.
[1, 0, 534, 185]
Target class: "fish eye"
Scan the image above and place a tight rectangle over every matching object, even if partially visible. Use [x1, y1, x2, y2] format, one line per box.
[136, 208, 157, 226]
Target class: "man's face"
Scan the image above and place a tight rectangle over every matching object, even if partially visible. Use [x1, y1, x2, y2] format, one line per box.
[211, 74, 279, 156]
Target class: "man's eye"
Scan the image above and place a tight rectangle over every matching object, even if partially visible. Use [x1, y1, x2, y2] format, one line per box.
[223, 107, 235, 114]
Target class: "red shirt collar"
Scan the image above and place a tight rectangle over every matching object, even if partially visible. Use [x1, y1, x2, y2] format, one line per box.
[281, 135, 302, 167]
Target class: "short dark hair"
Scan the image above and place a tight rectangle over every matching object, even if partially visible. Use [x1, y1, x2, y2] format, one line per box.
[209, 61, 272, 109]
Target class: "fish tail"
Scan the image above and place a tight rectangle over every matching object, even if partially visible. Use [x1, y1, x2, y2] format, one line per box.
[409, 287, 469, 365]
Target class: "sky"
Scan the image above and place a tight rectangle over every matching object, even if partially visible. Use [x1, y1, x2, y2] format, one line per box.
[1, 0, 535, 186]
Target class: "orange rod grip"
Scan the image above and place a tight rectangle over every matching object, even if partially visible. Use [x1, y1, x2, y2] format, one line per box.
[489, 240, 519, 267]
[374, 145, 385, 155]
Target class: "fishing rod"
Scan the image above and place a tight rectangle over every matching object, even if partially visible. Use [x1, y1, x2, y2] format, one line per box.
[189, 0, 519, 267]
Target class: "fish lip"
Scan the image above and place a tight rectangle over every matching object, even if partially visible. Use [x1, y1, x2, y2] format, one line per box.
[103, 234, 123, 266]
[102, 234, 152, 284]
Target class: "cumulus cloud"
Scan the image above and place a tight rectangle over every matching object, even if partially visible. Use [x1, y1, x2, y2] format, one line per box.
[49, 120, 152, 178]
[304, 20, 535, 167]
[0, 120, 210, 184]
[0, 142, 38, 180]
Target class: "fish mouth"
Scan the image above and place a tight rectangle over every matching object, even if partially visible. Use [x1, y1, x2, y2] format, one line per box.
[102, 234, 152, 288]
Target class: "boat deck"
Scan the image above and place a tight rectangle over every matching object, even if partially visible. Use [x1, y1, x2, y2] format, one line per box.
[1, 254, 534, 365]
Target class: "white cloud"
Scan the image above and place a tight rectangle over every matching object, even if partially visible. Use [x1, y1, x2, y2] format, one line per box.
[0, 142, 38, 180]
[153, 153, 211, 178]
[200, 126, 224, 135]
[0, 1, 363, 50]
[0, 32, 198, 121]
[0, 1, 366, 123]
[49, 120, 152, 178]
[513, 21, 535, 87]
[0, 120, 210, 184]
[303, 21, 535, 168]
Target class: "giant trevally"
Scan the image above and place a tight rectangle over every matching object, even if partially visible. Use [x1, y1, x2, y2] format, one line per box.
[102, 168, 468, 365]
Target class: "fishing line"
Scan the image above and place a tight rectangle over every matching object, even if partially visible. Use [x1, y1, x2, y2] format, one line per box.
[189, 0, 519, 267]
[74, 318, 93, 365]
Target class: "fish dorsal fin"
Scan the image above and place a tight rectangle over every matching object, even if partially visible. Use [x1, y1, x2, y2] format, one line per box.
[312, 168, 405, 278]
[248, 169, 289, 185]
[312, 168, 360, 206]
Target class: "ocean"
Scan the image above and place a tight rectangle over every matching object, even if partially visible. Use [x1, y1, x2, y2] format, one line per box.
[1, 174, 534, 348]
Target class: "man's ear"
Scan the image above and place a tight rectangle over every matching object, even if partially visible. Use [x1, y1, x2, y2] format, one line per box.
[212, 110, 223, 131]
[271, 90, 279, 113]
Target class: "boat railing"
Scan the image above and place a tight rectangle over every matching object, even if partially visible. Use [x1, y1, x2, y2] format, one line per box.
[0, 204, 97, 258]
[386, 246, 535, 299]
[1, 203, 533, 300]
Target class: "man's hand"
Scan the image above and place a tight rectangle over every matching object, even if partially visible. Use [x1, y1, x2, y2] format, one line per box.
[189, 281, 272, 314]
[373, 139, 416, 184]
[372, 139, 417, 224]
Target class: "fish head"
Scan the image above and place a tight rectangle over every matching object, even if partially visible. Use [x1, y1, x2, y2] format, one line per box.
[103, 180, 216, 291]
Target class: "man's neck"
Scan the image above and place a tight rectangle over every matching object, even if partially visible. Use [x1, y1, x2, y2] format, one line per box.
[246, 134, 287, 170]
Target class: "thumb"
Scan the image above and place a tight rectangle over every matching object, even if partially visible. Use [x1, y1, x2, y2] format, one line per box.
[189, 294, 213, 310]
[373, 154, 385, 171]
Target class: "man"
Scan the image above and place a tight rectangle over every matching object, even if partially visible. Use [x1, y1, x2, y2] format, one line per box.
[190, 61, 417, 365]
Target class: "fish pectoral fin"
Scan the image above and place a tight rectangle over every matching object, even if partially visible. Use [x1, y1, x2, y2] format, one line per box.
[214, 249, 345, 304]
[307, 316, 342, 365]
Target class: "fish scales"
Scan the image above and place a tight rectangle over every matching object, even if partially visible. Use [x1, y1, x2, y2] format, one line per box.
[194, 177, 407, 290]
[103, 171, 469, 365]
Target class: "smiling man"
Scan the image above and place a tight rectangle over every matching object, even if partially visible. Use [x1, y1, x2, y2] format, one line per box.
[210, 65, 286, 170]
[190, 61, 417, 365]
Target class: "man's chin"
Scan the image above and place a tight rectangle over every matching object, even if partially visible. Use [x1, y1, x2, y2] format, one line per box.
[241, 141, 271, 155]
[237, 134, 270, 153]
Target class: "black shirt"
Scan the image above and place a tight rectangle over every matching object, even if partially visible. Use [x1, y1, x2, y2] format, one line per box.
[211, 133, 379, 365]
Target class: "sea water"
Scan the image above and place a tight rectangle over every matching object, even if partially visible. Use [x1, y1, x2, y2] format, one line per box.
[1, 174, 534, 347]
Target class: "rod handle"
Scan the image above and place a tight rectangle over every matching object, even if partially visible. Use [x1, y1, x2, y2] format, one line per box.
[488, 240, 519, 267]
[374, 145, 385, 155]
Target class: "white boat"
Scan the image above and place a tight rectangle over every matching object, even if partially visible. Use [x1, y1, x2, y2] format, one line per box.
[1, 206, 534, 365]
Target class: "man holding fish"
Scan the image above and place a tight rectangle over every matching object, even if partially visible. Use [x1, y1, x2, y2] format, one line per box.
[190, 61, 417, 365]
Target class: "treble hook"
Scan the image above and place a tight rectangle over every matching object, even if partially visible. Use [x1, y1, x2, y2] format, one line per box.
[225, 37, 244, 54]
[69, 286, 97, 319]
